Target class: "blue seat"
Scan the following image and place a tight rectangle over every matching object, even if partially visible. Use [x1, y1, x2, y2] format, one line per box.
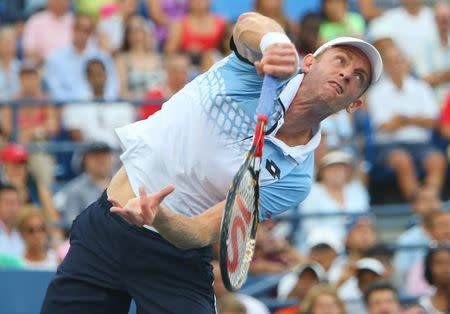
[0, 270, 137, 314]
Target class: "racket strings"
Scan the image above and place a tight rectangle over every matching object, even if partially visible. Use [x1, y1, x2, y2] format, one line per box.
[228, 169, 257, 287]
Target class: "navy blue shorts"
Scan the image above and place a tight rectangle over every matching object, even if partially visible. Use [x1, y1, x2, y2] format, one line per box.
[40, 191, 216, 314]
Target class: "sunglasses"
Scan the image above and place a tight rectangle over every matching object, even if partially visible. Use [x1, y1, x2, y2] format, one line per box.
[23, 225, 46, 234]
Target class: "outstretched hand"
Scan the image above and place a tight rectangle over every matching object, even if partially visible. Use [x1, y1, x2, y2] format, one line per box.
[109, 185, 175, 227]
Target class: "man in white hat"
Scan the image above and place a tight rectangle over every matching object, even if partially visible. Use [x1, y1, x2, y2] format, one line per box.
[41, 12, 383, 314]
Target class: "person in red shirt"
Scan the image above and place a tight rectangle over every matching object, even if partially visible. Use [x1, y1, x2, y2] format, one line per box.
[439, 91, 450, 144]
[164, 0, 226, 65]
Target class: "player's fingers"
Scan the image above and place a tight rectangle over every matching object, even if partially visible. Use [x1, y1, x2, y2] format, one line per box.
[108, 198, 122, 208]
[111, 206, 144, 226]
[263, 63, 298, 78]
[264, 46, 297, 58]
[261, 54, 297, 67]
[254, 61, 264, 76]
[110, 206, 132, 223]
[139, 186, 150, 208]
[148, 185, 175, 207]
[265, 42, 296, 51]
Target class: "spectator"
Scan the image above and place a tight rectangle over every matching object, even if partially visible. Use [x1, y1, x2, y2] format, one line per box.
[212, 260, 270, 314]
[277, 262, 327, 303]
[23, 0, 73, 64]
[365, 245, 395, 286]
[393, 186, 441, 285]
[254, 0, 296, 39]
[0, 184, 24, 257]
[116, 15, 164, 99]
[295, 13, 322, 60]
[17, 205, 58, 270]
[338, 258, 385, 305]
[356, 0, 384, 21]
[54, 141, 113, 226]
[367, 38, 446, 200]
[0, 26, 21, 103]
[250, 222, 303, 275]
[329, 215, 377, 289]
[164, 0, 226, 65]
[139, 53, 191, 119]
[320, 110, 355, 153]
[62, 58, 135, 148]
[0, 143, 59, 225]
[306, 228, 342, 273]
[438, 87, 450, 143]
[299, 284, 346, 314]
[44, 13, 118, 101]
[146, 0, 188, 50]
[367, 0, 436, 75]
[97, 0, 139, 54]
[418, 243, 450, 314]
[415, 1, 450, 106]
[406, 211, 450, 296]
[319, 0, 365, 42]
[2, 62, 59, 186]
[296, 150, 369, 250]
[364, 280, 401, 314]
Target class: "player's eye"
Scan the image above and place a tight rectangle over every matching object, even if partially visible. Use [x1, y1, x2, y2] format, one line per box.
[354, 72, 366, 87]
[334, 56, 345, 65]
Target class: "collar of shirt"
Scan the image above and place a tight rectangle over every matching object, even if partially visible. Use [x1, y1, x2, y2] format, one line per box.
[266, 73, 322, 162]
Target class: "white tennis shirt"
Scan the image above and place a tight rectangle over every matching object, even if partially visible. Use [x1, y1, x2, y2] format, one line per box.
[115, 53, 321, 220]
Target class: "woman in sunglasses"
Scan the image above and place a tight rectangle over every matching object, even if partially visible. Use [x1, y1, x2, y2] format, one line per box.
[17, 206, 58, 271]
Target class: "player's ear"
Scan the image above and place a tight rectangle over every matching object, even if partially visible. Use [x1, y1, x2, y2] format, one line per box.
[302, 54, 315, 73]
[346, 98, 363, 113]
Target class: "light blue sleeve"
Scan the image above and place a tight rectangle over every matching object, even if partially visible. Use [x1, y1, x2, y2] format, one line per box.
[44, 53, 67, 100]
[258, 153, 314, 221]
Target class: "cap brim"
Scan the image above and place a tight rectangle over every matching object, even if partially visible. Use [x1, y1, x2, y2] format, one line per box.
[313, 37, 383, 84]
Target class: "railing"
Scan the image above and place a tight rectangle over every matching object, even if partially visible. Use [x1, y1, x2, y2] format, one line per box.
[0, 98, 165, 144]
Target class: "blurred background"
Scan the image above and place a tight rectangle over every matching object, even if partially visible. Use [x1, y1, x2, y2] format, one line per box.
[0, 0, 449, 313]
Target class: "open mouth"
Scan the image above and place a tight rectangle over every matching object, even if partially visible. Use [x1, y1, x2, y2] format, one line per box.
[328, 81, 343, 95]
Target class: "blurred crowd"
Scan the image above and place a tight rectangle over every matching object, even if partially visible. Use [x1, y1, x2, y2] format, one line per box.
[0, 0, 450, 314]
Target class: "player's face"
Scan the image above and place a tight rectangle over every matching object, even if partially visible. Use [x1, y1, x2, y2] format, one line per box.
[302, 46, 371, 113]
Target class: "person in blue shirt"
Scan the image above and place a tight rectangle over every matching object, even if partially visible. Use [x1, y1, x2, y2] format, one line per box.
[41, 12, 382, 314]
[44, 13, 118, 101]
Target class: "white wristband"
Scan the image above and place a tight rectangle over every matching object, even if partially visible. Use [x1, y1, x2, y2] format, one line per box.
[259, 32, 291, 53]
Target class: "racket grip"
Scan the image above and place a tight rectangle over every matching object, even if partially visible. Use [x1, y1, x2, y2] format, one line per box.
[256, 75, 278, 117]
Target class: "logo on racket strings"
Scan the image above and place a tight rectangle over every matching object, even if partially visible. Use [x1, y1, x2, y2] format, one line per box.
[227, 194, 253, 273]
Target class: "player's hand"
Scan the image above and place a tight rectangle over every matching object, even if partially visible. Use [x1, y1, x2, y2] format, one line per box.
[109, 185, 175, 227]
[254, 43, 298, 79]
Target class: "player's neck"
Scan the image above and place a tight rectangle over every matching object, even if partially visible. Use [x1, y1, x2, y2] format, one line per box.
[275, 127, 312, 147]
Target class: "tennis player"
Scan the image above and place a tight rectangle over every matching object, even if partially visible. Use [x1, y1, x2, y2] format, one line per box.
[41, 12, 382, 314]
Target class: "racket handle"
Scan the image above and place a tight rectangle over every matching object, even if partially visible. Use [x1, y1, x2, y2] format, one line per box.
[256, 75, 278, 117]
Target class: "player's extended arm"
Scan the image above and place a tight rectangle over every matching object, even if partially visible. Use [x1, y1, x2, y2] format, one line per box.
[154, 200, 225, 249]
[109, 186, 224, 250]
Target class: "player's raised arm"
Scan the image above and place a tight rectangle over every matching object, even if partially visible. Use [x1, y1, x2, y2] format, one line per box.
[233, 12, 298, 79]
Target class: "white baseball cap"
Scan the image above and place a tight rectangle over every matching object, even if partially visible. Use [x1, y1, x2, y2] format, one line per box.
[313, 37, 383, 84]
[319, 150, 353, 169]
[356, 258, 385, 276]
[306, 228, 344, 254]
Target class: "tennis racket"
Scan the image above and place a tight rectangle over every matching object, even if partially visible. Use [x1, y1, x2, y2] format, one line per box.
[219, 75, 278, 291]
